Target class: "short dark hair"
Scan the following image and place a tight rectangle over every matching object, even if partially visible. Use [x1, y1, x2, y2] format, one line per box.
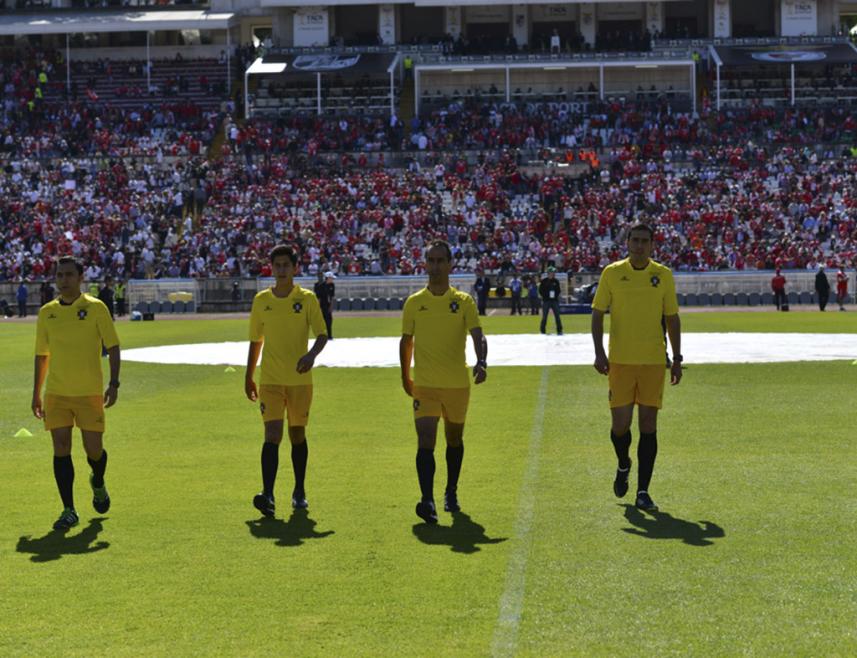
[270, 244, 298, 266]
[426, 240, 452, 262]
[628, 223, 654, 239]
[56, 256, 83, 275]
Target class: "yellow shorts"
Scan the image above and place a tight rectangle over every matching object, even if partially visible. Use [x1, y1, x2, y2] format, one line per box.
[412, 386, 470, 424]
[259, 385, 313, 427]
[44, 395, 105, 432]
[608, 364, 666, 409]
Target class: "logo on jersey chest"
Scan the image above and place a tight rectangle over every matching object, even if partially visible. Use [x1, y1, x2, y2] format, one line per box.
[449, 301, 460, 313]
[650, 275, 660, 288]
[77, 309, 88, 320]
[292, 302, 303, 313]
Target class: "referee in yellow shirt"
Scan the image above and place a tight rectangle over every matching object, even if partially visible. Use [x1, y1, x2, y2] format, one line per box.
[400, 240, 488, 524]
[32, 256, 121, 530]
[591, 224, 682, 512]
[245, 245, 328, 517]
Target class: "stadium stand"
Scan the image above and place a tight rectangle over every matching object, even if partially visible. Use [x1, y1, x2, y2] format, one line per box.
[1, 1, 857, 313]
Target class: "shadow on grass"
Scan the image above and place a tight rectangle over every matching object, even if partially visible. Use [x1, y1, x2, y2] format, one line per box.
[17, 517, 110, 563]
[412, 511, 507, 554]
[245, 509, 334, 547]
[620, 504, 725, 547]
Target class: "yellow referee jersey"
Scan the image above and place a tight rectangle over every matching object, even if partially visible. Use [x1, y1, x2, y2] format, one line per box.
[249, 286, 327, 386]
[592, 258, 679, 365]
[35, 294, 120, 396]
[402, 286, 481, 388]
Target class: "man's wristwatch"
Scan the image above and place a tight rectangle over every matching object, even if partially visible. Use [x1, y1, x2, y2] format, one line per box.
[109, 380, 121, 388]
[672, 355, 683, 364]
[476, 360, 488, 369]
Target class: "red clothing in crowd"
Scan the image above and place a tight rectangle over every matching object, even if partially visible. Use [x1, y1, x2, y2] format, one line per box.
[771, 274, 786, 292]
[837, 271, 848, 294]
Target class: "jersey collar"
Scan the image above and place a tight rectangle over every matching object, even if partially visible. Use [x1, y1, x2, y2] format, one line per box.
[271, 285, 298, 300]
[425, 285, 454, 298]
[624, 257, 652, 272]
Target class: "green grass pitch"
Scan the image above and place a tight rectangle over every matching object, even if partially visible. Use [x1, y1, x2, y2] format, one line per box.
[1, 312, 856, 656]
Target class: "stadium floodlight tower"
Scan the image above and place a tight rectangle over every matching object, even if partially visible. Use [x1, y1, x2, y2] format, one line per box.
[244, 59, 287, 120]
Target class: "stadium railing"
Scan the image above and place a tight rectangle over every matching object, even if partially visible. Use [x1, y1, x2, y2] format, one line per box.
[3, 273, 855, 316]
[127, 279, 199, 314]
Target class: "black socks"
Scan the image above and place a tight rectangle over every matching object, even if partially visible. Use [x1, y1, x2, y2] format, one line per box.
[262, 439, 309, 498]
[445, 445, 464, 494]
[87, 450, 108, 488]
[53, 455, 75, 509]
[610, 430, 632, 470]
[291, 440, 308, 496]
[416, 448, 436, 502]
[261, 442, 279, 497]
[637, 432, 658, 493]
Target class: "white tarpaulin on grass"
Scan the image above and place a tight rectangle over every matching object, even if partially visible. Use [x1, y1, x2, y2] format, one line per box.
[123, 333, 857, 368]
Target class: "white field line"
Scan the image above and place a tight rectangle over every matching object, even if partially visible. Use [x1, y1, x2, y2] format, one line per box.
[490, 367, 549, 658]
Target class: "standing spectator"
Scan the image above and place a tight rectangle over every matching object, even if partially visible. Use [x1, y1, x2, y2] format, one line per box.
[40, 281, 54, 307]
[473, 272, 490, 316]
[836, 267, 848, 311]
[193, 181, 207, 220]
[17, 282, 28, 318]
[539, 267, 563, 335]
[815, 266, 830, 311]
[231, 281, 241, 303]
[314, 271, 336, 339]
[509, 274, 523, 315]
[99, 279, 115, 320]
[771, 269, 787, 311]
[115, 280, 126, 317]
[527, 276, 540, 315]
[550, 29, 561, 54]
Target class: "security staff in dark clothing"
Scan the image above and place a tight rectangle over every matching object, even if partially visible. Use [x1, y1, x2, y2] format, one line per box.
[17, 282, 28, 317]
[473, 274, 490, 316]
[40, 281, 55, 306]
[815, 266, 830, 311]
[527, 277, 540, 315]
[509, 275, 523, 315]
[314, 271, 336, 338]
[539, 268, 563, 335]
[99, 279, 115, 319]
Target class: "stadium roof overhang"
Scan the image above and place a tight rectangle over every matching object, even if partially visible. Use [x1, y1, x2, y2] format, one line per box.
[708, 41, 857, 110]
[711, 42, 857, 68]
[414, 57, 696, 115]
[245, 53, 400, 120]
[409, 0, 689, 5]
[263, 0, 689, 5]
[261, 52, 398, 76]
[0, 10, 237, 36]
